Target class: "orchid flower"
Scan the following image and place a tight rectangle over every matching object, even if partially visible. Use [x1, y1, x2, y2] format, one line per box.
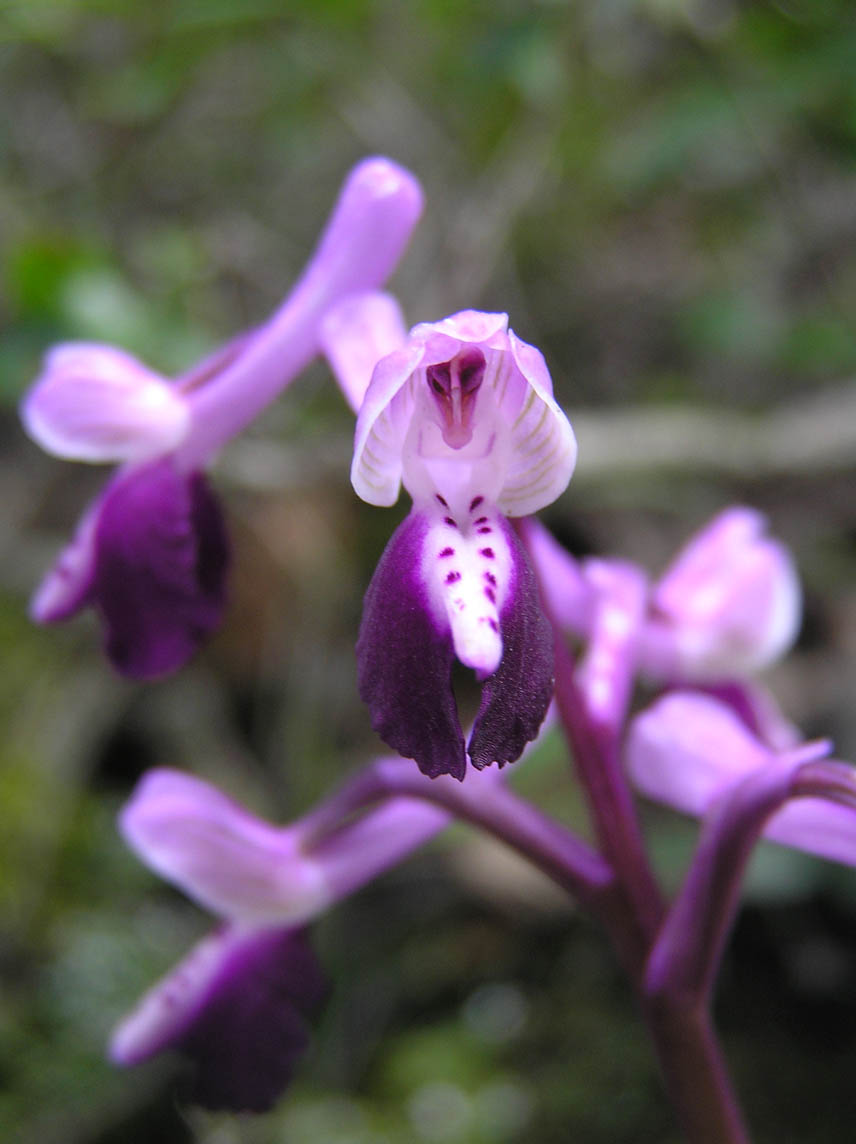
[110, 764, 452, 1110]
[21, 159, 423, 679]
[524, 507, 802, 756]
[638, 507, 801, 682]
[110, 924, 325, 1113]
[528, 507, 800, 685]
[627, 689, 856, 1037]
[626, 691, 856, 868]
[323, 300, 577, 779]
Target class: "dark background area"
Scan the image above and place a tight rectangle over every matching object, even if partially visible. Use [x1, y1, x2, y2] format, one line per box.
[3, 2, 856, 1140]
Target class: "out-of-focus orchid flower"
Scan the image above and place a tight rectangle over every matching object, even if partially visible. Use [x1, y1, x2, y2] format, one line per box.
[526, 507, 801, 689]
[117, 767, 450, 924]
[625, 691, 856, 868]
[573, 558, 647, 734]
[110, 765, 451, 1109]
[324, 301, 577, 779]
[110, 924, 325, 1113]
[21, 158, 423, 678]
[638, 507, 801, 682]
[632, 691, 856, 1024]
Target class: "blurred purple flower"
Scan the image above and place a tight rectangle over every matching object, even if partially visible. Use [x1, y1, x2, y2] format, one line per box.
[528, 506, 801, 689]
[638, 507, 801, 682]
[626, 690, 856, 868]
[110, 923, 325, 1113]
[21, 158, 423, 678]
[325, 302, 577, 779]
[111, 764, 451, 1109]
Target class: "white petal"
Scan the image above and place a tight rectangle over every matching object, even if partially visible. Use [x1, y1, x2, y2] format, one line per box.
[351, 340, 424, 505]
[495, 331, 577, 517]
[22, 342, 189, 463]
[413, 309, 509, 346]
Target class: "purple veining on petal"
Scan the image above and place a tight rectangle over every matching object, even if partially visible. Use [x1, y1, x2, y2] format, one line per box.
[92, 457, 229, 679]
[111, 925, 324, 1113]
[30, 497, 100, 623]
[357, 511, 466, 780]
[468, 519, 554, 769]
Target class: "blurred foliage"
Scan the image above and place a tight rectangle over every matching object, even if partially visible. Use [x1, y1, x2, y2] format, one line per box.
[4, 0, 856, 1140]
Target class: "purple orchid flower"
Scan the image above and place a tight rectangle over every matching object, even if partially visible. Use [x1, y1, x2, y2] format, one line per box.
[525, 506, 802, 753]
[21, 158, 423, 679]
[108, 765, 458, 1109]
[625, 690, 856, 867]
[630, 690, 856, 1041]
[528, 506, 801, 686]
[524, 505, 801, 681]
[110, 923, 325, 1113]
[637, 506, 801, 683]
[323, 300, 577, 779]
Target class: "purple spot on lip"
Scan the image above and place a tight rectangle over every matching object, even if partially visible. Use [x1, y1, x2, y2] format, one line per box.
[480, 548, 495, 559]
[488, 618, 499, 633]
[477, 527, 492, 535]
[485, 587, 496, 604]
[484, 571, 497, 585]
[439, 547, 455, 558]
[444, 517, 457, 528]
[445, 571, 462, 584]
[435, 494, 448, 507]
[469, 496, 484, 512]
[474, 517, 488, 525]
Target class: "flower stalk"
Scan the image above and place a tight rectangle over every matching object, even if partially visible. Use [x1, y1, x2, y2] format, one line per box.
[31, 157, 856, 1139]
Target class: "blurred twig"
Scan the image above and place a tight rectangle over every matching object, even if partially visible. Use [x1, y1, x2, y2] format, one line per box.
[215, 378, 856, 494]
[570, 380, 856, 479]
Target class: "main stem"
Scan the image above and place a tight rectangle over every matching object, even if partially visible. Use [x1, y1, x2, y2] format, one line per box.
[643, 998, 751, 1144]
[551, 619, 665, 953]
[519, 519, 750, 1138]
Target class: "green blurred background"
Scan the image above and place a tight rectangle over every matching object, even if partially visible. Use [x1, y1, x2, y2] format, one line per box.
[4, 1, 856, 1140]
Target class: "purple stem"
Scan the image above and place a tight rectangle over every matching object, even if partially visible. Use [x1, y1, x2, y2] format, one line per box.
[298, 756, 656, 969]
[518, 518, 757, 1138]
[639, 744, 853, 1144]
[517, 519, 665, 955]
[646, 742, 839, 1005]
[303, 757, 611, 901]
[641, 1000, 751, 1144]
